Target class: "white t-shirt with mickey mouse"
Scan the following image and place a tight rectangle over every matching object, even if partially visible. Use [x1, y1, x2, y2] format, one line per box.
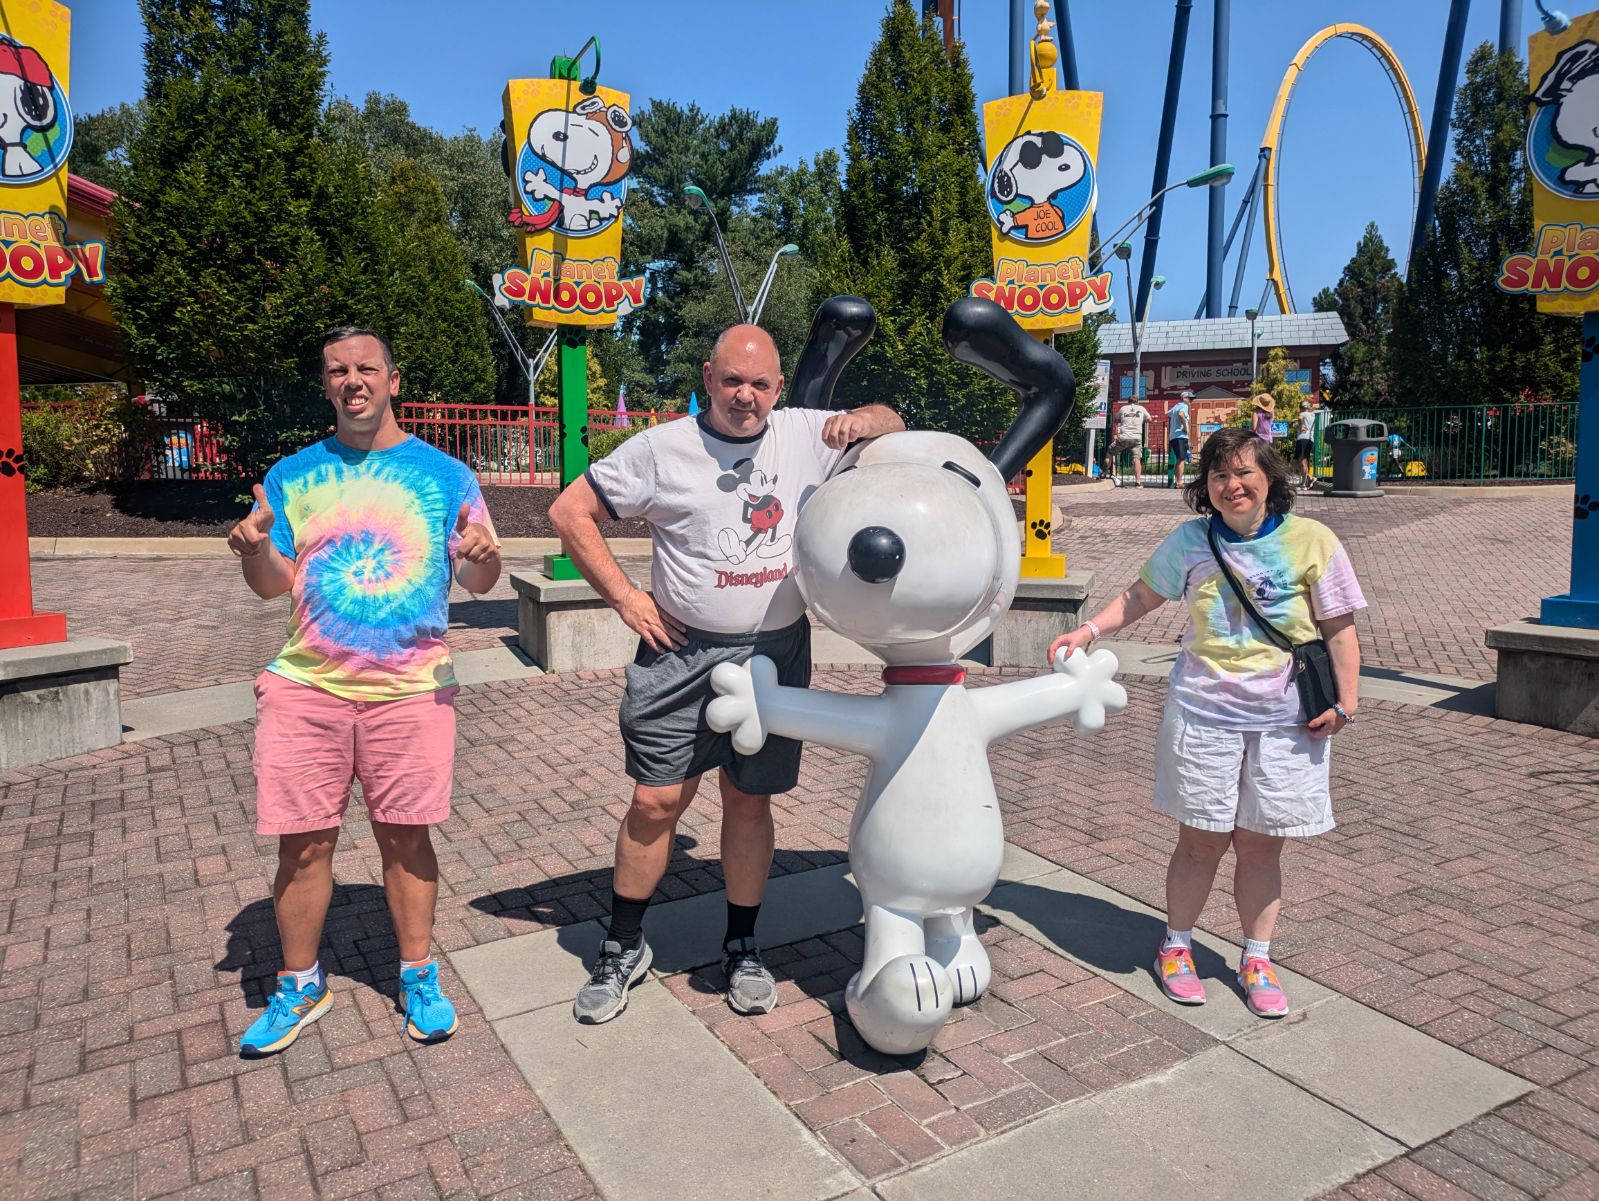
[585, 408, 845, 634]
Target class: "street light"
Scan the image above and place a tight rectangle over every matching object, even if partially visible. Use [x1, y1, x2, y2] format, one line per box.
[1132, 275, 1166, 410]
[1535, 1, 1570, 33]
[464, 278, 558, 404]
[749, 244, 799, 326]
[1245, 306, 1260, 385]
[683, 185, 748, 322]
[1088, 164, 1236, 275]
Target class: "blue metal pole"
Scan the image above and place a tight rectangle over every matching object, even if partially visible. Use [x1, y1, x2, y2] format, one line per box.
[1009, 0, 1028, 95]
[1411, 0, 1472, 262]
[1138, 0, 1194, 319]
[1206, 0, 1230, 319]
[1499, 0, 1523, 53]
[1540, 312, 1599, 628]
[1226, 148, 1269, 317]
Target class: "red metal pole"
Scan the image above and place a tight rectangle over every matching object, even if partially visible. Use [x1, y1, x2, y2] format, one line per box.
[0, 302, 66, 648]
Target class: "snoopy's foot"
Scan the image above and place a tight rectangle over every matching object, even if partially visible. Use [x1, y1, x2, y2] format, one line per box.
[845, 956, 954, 1055]
[926, 916, 991, 1007]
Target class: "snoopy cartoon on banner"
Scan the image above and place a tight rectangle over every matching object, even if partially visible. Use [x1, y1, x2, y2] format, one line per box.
[1531, 40, 1599, 196]
[518, 95, 633, 234]
[708, 297, 1126, 1055]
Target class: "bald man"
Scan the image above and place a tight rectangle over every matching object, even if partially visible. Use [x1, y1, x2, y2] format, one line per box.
[549, 325, 903, 1025]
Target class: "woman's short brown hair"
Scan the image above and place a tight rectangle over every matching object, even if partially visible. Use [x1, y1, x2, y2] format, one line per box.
[1183, 427, 1296, 517]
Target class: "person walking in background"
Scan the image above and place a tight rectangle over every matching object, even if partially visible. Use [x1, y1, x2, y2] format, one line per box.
[1105, 395, 1151, 486]
[1252, 394, 1275, 443]
[1168, 389, 1193, 490]
[1295, 399, 1317, 492]
[1046, 427, 1364, 1019]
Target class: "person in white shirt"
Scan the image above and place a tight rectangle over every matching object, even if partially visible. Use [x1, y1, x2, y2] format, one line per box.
[1105, 397, 1151, 486]
[1168, 390, 1193, 489]
[1295, 399, 1317, 491]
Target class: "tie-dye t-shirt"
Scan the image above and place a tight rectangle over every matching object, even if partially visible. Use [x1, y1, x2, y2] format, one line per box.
[1139, 513, 1366, 728]
[260, 436, 489, 702]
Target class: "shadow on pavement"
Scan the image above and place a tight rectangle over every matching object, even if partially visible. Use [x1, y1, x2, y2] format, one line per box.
[216, 882, 399, 1009]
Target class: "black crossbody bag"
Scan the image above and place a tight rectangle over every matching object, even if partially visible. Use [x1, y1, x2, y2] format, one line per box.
[1206, 523, 1338, 723]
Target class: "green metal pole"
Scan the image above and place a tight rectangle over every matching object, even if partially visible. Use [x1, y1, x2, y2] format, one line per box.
[544, 332, 590, 581]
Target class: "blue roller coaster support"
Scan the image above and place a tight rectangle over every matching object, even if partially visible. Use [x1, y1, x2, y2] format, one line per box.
[1206, 0, 1230, 319]
[1138, 0, 1195, 320]
[1009, 0, 1028, 94]
[1500, 0, 1523, 53]
[1411, 0, 1472, 263]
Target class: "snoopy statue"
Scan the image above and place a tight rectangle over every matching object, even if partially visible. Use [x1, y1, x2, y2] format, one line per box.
[708, 297, 1127, 1055]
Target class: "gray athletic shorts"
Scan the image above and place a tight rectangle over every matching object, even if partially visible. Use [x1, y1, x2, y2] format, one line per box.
[618, 617, 811, 794]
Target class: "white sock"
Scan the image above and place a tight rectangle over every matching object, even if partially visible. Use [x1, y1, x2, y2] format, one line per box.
[1162, 929, 1193, 953]
[400, 956, 434, 972]
[289, 962, 323, 991]
[1243, 938, 1271, 964]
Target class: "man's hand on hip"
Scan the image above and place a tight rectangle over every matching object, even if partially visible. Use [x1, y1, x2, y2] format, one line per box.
[616, 586, 688, 652]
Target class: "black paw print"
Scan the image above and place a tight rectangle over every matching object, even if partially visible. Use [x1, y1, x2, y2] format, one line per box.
[1576, 493, 1599, 520]
[578, 428, 590, 447]
[1584, 336, 1598, 364]
[1029, 518, 1051, 541]
[0, 447, 23, 478]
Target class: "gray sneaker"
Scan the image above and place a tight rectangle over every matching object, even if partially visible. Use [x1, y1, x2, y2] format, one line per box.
[572, 938, 653, 1025]
[723, 938, 778, 1015]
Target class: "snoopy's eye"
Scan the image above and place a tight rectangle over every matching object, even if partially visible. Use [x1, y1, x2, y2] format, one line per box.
[552, 131, 567, 143]
[942, 461, 981, 488]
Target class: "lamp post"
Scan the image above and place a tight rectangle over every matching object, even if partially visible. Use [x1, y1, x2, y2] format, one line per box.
[1132, 274, 1166, 409]
[683, 185, 748, 322]
[1088, 164, 1235, 276]
[465, 278, 558, 405]
[1245, 305, 1259, 385]
[749, 243, 799, 326]
[1535, 0, 1571, 32]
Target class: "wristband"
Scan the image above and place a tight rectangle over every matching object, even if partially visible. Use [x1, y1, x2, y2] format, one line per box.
[1084, 619, 1102, 642]
[1333, 703, 1354, 723]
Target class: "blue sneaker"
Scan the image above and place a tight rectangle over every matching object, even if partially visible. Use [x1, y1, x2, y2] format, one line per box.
[239, 971, 331, 1057]
[398, 961, 458, 1043]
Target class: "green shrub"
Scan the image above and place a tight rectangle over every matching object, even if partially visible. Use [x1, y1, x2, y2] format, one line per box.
[17, 387, 157, 491]
[588, 424, 645, 461]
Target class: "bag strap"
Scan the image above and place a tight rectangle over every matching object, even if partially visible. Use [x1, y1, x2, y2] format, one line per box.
[1206, 522, 1296, 653]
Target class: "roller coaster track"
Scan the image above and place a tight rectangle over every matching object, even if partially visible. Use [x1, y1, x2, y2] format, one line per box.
[1262, 24, 1426, 314]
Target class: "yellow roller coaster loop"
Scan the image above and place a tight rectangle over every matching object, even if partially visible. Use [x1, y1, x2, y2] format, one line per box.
[1261, 24, 1426, 314]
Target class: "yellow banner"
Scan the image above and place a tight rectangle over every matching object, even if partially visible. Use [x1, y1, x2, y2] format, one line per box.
[1523, 11, 1599, 314]
[974, 89, 1111, 334]
[499, 78, 645, 328]
[0, 0, 89, 309]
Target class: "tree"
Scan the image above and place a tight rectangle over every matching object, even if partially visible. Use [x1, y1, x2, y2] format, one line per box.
[71, 102, 144, 194]
[819, 0, 1011, 443]
[1389, 44, 1579, 406]
[1245, 346, 1306, 427]
[110, 0, 337, 472]
[1312, 222, 1399, 408]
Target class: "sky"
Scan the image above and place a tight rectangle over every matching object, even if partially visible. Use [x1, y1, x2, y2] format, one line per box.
[65, 0, 1542, 323]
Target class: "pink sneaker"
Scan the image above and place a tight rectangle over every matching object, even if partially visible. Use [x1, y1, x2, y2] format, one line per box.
[1153, 945, 1206, 1005]
[1238, 957, 1289, 1017]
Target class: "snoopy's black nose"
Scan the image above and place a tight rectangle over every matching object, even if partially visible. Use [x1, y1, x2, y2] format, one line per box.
[847, 526, 905, 583]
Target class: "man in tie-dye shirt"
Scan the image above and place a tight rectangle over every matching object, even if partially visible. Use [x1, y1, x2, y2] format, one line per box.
[226, 326, 500, 1057]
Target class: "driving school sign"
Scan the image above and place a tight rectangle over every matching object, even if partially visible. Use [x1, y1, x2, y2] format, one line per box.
[972, 88, 1113, 333]
[497, 77, 647, 328]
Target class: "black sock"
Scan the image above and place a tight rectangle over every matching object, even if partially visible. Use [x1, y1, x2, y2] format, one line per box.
[724, 902, 761, 948]
[607, 891, 651, 949]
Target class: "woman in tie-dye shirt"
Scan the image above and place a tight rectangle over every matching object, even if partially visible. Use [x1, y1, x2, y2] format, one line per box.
[1048, 427, 1364, 1020]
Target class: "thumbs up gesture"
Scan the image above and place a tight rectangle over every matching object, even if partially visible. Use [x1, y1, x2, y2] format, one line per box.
[452, 502, 499, 565]
[228, 484, 275, 559]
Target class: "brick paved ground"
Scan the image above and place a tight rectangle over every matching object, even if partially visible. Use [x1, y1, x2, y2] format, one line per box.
[671, 917, 1212, 1181]
[3, 662, 1596, 1198]
[29, 484, 1574, 699]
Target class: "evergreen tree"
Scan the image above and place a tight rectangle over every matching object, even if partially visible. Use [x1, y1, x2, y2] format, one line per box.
[72, 102, 144, 194]
[1312, 222, 1399, 408]
[819, 0, 1011, 442]
[1389, 44, 1578, 406]
[1247, 346, 1307, 426]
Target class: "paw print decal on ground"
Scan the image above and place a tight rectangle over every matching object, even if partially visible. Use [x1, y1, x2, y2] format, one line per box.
[1576, 493, 1599, 520]
[0, 447, 23, 478]
[1584, 336, 1598, 364]
[1029, 518, 1051, 541]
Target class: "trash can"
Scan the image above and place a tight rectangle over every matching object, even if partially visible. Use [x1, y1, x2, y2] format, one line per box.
[1325, 418, 1387, 498]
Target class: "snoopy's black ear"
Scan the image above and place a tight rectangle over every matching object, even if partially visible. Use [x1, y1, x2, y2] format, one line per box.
[786, 296, 877, 410]
[1536, 40, 1599, 104]
[993, 167, 1015, 203]
[942, 297, 1075, 483]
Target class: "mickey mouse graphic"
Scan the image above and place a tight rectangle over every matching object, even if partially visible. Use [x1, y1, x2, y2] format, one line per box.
[716, 458, 790, 565]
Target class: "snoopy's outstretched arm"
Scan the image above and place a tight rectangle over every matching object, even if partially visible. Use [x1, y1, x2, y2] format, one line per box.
[708, 656, 892, 759]
[969, 648, 1126, 744]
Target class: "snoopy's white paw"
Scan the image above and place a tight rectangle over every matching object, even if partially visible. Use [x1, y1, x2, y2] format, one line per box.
[845, 956, 954, 1055]
[1050, 646, 1128, 734]
[522, 168, 558, 201]
[707, 655, 777, 755]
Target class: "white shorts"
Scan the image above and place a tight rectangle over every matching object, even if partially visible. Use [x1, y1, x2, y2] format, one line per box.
[1153, 702, 1333, 838]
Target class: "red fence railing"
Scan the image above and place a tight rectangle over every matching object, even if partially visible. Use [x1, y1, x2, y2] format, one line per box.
[399, 403, 685, 485]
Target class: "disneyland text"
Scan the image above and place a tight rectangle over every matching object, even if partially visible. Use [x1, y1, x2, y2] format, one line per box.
[714, 565, 789, 590]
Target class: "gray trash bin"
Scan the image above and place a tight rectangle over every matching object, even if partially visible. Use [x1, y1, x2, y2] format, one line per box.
[1325, 418, 1387, 498]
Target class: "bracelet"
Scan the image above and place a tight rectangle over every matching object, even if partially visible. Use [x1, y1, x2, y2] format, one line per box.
[1333, 703, 1354, 723]
[1084, 619, 1102, 641]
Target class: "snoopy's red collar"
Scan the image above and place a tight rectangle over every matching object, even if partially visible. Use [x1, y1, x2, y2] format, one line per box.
[882, 665, 966, 686]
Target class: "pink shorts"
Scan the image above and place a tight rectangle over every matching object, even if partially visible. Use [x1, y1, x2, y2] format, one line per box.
[252, 670, 458, 836]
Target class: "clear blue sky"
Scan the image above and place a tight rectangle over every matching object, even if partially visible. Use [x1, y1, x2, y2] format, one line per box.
[66, 1, 1538, 322]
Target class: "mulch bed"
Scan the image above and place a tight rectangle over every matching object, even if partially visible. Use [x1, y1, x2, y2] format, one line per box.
[24, 482, 650, 539]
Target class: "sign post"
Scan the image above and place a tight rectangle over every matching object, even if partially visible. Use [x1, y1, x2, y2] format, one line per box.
[974, 2, 1112, 579]
[0, 0, 84, 649]
[496, 43, 645, 581]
